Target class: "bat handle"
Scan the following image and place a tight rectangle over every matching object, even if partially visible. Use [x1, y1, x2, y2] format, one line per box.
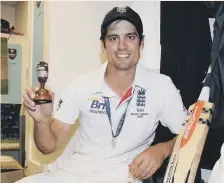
[198, 86, 210, 102]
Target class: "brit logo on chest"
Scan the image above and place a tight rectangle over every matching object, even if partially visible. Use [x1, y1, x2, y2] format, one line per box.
[89, 98, 106, 114]
[131, 88, 149, 118]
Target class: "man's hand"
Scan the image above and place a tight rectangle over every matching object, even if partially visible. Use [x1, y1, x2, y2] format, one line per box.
[129, 137, 177, 180]
[23, 85, 55, 122]
[128, 144, 166, 180]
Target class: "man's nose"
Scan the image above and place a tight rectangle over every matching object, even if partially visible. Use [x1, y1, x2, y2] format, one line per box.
[118, 39, 127, 50]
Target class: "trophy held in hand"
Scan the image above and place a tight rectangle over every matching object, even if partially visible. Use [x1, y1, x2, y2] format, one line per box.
[34, 61, 52, 104]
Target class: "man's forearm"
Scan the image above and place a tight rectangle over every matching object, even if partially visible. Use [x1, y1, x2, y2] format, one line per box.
[34, 116, 57, 154]
[156, 136, 177, 159]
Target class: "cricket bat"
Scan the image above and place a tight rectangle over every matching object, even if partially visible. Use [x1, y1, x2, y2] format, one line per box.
[163, 100, 214, 183]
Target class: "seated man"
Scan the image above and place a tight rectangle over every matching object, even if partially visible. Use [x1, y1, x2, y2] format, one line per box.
[20, 6, 185, 183]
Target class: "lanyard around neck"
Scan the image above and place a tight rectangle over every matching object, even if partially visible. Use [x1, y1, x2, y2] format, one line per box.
[103, 97, 132, 139]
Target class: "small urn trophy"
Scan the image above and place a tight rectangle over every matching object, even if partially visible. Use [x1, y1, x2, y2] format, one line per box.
[33, 61, 52, 104]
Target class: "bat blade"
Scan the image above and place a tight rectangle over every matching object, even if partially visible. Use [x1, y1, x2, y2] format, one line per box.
[163, 101, 214, 183]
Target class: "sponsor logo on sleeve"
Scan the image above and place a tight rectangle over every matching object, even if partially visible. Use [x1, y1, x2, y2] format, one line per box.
[57, 99, 63, 111]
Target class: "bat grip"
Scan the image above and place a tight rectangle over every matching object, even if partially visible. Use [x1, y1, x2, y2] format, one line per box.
[198, 86, 210, 102]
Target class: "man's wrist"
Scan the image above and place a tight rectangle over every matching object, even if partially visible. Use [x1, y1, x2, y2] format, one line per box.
[35, 116, 52, 125]
[156, 137, 177, 159]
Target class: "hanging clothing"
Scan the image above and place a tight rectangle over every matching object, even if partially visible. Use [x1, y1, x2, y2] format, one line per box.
[160, 1, 212, 109]
[208, 2, 224, 129]
[199, 1, 224, 172]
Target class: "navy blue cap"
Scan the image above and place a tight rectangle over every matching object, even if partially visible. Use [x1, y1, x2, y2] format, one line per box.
[100, 6, 143, 40]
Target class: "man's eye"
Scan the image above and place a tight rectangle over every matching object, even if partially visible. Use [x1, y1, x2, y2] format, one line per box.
[127, 35, 135, 40]
[109, 36, 118, 41]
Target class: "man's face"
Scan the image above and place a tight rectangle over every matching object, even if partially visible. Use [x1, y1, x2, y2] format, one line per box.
[104, 20, 144, 71]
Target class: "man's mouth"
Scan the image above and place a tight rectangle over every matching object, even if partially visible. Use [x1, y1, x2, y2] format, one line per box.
[116, 54, 130, 58]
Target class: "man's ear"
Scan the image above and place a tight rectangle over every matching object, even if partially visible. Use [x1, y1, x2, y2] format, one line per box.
[140, 36, 145, 49]
[101, 40, 106, 51]
[100, 41, 107, 63]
